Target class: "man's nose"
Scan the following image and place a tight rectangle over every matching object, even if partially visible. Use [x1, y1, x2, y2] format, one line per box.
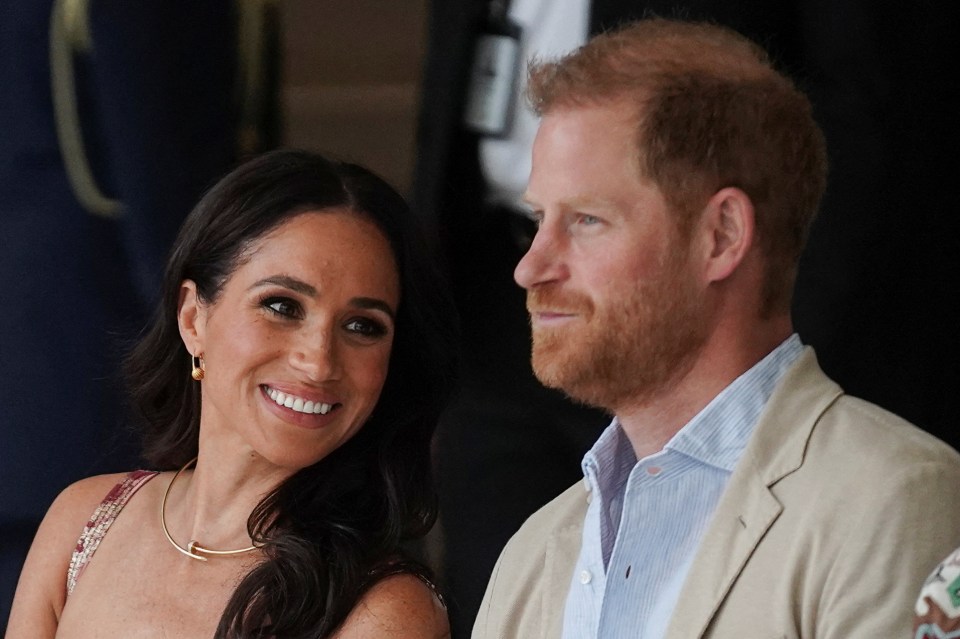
[514, 221, 567, 290]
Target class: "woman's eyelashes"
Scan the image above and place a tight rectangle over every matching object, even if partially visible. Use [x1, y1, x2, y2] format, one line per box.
[261, 295, 304, 319]
[260, 294, 390, 340]
[344, 317, 389, 339]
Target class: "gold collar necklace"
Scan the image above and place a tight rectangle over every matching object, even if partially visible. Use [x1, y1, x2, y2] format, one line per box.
[160, 457, 259, 562]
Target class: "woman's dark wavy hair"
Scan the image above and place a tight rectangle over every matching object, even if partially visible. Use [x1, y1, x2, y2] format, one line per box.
[124, 149, 459, 638]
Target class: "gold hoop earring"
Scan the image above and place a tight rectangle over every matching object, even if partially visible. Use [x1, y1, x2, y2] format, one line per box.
[190, 354, 205, 381]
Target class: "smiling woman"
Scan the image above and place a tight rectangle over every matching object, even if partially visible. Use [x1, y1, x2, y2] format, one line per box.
[5, 150, 459, 638]
[178, 211, 401, 473]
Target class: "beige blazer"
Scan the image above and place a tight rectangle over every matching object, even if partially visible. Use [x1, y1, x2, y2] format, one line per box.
[473, 349, 960, 638]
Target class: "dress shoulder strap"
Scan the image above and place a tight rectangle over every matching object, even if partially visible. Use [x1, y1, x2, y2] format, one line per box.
[66, 470, 159, 596]
[372, 559, 447, 609]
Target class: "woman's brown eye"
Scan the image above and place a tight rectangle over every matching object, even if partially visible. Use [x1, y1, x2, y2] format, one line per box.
[262, 297, 303, 319]
[345, 318, 387, 338]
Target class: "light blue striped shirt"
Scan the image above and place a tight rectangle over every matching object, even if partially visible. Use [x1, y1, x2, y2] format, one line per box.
[561, 335, 803, 638]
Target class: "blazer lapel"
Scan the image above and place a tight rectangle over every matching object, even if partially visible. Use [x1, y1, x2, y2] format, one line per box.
[666, 348, 843, 638]
[665, 464, 783, 638]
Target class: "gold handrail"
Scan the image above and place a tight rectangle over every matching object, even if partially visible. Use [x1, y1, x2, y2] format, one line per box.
[49, 0, 123, 218]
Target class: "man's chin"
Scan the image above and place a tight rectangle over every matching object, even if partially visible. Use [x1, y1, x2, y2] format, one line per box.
[532, 361, 610, 409]
[531, 350, 585, 395]
[530, 349, 564, 387]
[531, 344, 636, 410]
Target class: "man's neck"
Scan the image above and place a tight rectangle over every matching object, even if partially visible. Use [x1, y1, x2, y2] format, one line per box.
[615, 324, 793, 460]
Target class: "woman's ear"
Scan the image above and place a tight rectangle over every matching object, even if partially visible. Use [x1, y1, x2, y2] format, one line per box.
[177, 280, 206, 355]
[701, 186, 755, 283]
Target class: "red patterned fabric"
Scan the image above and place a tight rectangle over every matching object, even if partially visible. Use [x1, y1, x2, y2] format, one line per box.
[65, 471, 158, 596]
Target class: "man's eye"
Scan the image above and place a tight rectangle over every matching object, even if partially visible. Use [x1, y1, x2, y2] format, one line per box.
[577, 214, 601, 226]
[344, 318, 388, 338]
[524, 210, 544, 227]
[262, 297, 302, 319]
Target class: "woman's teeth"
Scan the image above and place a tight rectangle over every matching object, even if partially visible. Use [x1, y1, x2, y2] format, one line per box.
[266, 387, 333, 415]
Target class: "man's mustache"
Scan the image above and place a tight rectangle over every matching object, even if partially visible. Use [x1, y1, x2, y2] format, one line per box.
[526, 288, 594, 316]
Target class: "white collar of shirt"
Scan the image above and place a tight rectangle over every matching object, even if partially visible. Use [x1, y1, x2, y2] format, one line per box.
[582, 333, 805, 511]
[562, 335, 804, 638]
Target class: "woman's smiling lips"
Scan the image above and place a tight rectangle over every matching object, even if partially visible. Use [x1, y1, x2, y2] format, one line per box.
[260, 384, 342, 428]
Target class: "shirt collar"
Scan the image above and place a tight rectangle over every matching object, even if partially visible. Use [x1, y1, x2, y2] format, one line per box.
[666, 334, 803, 472]
[583, 334, 804, 482]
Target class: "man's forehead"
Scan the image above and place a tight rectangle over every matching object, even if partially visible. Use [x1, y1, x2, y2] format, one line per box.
[531, 105, 645, 169]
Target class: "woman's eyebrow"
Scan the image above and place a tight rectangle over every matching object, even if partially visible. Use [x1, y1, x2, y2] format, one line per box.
[249, 275, 317, 297]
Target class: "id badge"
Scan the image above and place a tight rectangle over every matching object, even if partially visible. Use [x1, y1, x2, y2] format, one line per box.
[463, 30, 522, 137]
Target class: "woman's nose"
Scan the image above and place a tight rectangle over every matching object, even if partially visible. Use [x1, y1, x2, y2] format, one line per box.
[291, 330, 342, 382]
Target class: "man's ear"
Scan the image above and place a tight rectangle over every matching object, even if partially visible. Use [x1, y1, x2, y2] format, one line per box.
[177, 280, 206, 355]
[700, 187, 755, 284]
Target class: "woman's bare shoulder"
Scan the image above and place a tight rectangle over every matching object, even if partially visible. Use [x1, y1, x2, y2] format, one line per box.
[57, 472, 135, 511]
[4, 472, 136, 638]
[333, 573, 450, 639]
[39, 472, 136, 551]
[30, 471, 133, 572]
[45, 472, 139, 538]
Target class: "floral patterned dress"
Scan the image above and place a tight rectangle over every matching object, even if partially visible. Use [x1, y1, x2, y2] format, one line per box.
[915, 546, 960, 638]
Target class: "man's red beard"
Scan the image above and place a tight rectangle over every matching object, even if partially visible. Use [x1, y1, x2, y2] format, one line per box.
[526, 248, 709, 412]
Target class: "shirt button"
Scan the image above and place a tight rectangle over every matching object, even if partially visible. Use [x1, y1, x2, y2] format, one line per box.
[580, 570, 592, 585]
